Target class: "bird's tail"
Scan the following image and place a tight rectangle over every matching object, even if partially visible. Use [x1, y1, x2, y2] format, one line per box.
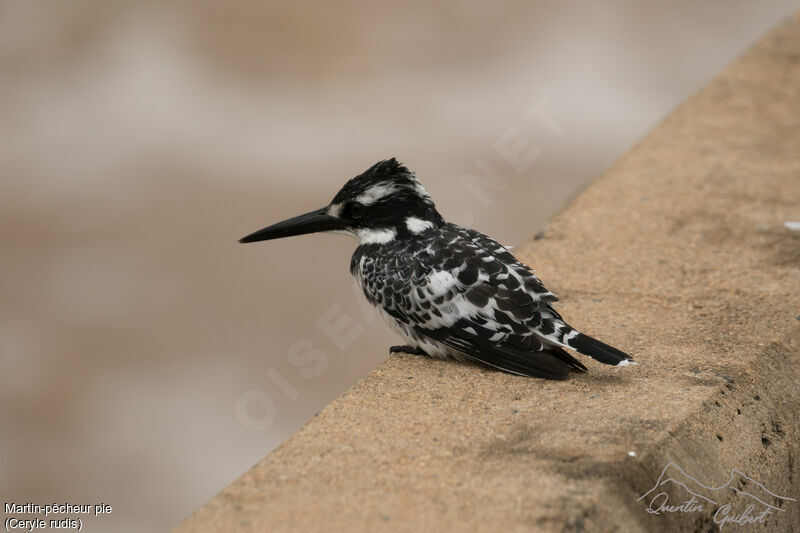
[536, 309, 635, 366]
[565, 331, 635, 366]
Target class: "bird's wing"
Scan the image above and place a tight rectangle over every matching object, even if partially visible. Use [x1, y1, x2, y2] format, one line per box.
[415, 320, 585, 379]
[456, 227, 632, 367]
[377, 225, 588, 378]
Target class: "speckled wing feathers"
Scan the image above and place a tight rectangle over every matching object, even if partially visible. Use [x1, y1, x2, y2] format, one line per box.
[352, 223, 592, 378]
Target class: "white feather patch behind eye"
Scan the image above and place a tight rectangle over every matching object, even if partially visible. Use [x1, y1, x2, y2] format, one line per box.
[406, 217, 434, 234]
[356, 182, 399, 205]
[357, 228, 396, 244]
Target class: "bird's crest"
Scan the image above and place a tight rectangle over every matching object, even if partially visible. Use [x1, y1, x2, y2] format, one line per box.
[331, 158, 434, 207]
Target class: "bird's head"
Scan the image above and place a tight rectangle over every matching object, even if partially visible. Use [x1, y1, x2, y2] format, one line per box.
[239, 158, 444, 245]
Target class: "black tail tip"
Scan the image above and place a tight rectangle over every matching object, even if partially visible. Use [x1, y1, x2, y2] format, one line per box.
[569, 333, 635, 367]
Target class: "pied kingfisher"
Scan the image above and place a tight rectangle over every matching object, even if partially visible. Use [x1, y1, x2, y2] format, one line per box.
[240, 158, 634, 379]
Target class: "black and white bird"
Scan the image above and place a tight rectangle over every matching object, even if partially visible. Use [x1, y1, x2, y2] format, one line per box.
[240, 158, 634, 380]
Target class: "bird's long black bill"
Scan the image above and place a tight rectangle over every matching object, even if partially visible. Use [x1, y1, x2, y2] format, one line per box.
[239, 207, 344, 243]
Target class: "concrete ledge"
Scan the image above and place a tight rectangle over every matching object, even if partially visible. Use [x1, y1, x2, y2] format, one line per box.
[176, 15, 800, 532]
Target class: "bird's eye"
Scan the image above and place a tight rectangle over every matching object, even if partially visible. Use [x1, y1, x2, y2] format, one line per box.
[349, 203, 365, 220]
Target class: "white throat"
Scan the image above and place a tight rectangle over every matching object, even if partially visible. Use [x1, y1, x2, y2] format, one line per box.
[357, 227, 397, 245]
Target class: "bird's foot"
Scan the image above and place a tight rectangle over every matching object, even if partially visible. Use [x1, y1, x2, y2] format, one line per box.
[389, 345, 430, 357]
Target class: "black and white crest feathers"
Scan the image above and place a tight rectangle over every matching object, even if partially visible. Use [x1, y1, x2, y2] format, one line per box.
[332, 158, 434, 207]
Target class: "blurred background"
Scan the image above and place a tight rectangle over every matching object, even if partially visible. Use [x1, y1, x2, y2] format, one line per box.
[0, 1, 796, 531]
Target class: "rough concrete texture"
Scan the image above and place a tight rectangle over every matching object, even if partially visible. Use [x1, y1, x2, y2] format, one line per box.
[176, 15, 800, 533]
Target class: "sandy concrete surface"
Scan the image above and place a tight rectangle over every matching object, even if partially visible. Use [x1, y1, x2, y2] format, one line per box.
[175, 14, 800, 533]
